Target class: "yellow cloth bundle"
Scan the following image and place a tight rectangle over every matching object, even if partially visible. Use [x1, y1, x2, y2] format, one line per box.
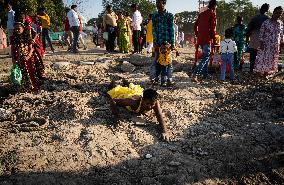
[107, 83, 144, 99]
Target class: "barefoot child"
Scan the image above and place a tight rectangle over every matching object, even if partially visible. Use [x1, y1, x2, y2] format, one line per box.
[107, 82, 170, 141]
[11, 22, 43, 91]
[219, 28, 237, 81]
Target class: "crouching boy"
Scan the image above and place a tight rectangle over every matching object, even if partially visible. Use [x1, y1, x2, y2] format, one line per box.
[107, 82, 170, 141]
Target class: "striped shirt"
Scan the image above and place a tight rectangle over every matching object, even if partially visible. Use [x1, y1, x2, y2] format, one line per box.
[152, 10, 175, 47]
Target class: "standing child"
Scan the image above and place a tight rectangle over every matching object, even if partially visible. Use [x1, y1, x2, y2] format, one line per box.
[220, 28, 237, 81]
[151, 0, 175, 86]
[117, 12, 129, 53]
[154, 41, 178, 86]
[11, 22, 44, 91]
[233, 16, 247, 70]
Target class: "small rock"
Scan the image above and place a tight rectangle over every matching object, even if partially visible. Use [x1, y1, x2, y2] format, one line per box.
[214, 92, 224, 99]
[52, 133, 64, 141]
[145, 154, 152, 159]
[0, 108, 12, 121]
[53, 62, 70, 68]
[129, 54, 152, 66]
[168, 161, 181, 166]
[141, 177, 157, 185]
[79, 61, 95, 65]
[121, 61, 135, 73]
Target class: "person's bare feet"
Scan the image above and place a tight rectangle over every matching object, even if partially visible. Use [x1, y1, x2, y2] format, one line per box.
[192, 76, 199, 82]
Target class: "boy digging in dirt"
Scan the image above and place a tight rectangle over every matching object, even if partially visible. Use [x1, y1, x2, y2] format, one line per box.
[107, 81, 170, 141]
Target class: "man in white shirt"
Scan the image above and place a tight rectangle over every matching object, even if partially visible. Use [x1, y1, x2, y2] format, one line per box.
[67, 5, 80, 53]
[131, 4, 143, 53]
[6, 3, 14, 45]
[179, 31, 185, 48]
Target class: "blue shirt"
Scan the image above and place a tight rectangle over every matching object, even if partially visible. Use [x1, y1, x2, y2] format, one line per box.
[7, 9, 15, 30]
[152, 10, 175, 47]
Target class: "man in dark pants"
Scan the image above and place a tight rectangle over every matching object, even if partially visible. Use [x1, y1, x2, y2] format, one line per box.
[38, 8, 54, 52]
[67, 5, 80, 53]
[103, 5, 118, 53]
[246, 3, 270, 73]
[131, 4, 143, 53]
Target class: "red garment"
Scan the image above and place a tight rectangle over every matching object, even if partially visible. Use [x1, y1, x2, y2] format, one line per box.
[79, 17, 83, 32]
[64, 17, 70, 31]
[25, 15, 45, 57]
[194, 9, 217, 45]
[11, 34, 42, 91]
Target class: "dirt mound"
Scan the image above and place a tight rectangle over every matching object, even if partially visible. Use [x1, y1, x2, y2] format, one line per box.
[0, 48, 283, 184]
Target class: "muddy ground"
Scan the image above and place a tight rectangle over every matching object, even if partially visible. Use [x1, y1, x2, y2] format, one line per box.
[0, 44, 284, 185]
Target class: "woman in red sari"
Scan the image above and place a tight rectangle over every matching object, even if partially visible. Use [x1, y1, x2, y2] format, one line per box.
[11, 22, 43, 91]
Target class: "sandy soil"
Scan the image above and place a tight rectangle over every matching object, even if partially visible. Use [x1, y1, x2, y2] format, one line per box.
[0, 43, 284, 185]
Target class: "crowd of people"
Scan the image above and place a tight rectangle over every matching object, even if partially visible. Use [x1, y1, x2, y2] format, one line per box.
[0, 0, 283, 140]
[192, 1, 283, 82]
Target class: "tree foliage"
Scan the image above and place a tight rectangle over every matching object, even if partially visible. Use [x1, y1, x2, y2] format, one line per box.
[0, 0, 65, 30]
[175, 11, 198, 34]
[102, 0, 156, 18]
[176, 0, 259, 36]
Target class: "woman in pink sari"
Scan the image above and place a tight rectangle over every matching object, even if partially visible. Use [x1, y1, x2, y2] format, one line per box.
[254, 6, 284, 75]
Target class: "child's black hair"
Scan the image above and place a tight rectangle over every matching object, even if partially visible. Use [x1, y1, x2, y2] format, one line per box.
[260, 3, 269, 14]
[236, 16, 243, 24]
[209, 0, 217, 9]
[273, 6, 283, 14]
[143, 89, 159, 102]
[131, 3, 138, 9]
[71, 5, 77, 9]
[157, 0, 167, 4]
[225, 28, 233, 38]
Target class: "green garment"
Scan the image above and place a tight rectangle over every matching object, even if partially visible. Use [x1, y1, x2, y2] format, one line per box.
[117, 18, 129, 53]
[233, 24, 247, 69]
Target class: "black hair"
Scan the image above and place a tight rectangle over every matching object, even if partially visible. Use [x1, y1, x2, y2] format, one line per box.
[157, 0, 167, 4]
[39, 7, 46, 12]
[273, 6, 283, 14]
[260, 3, 269, 14]
[131, 4, 138, 9]
[143, 89, 159, 102]
[236, 16, 243, 23]
[106, 5, 112, 10]
[208, 0, 217, 9]
[149, 14, 153, 19]
[225, 28, 233, 38]
[65, 7, 71, 13]
[14, 10, 26, 22]
[125, 12, 130, 17]
[71, 5, 77, 9]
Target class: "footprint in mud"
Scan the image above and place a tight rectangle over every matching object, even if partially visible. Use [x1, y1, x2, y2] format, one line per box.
[11, 118, 47, 132]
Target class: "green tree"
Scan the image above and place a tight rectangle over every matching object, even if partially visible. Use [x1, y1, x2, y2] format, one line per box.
[175, 11, 198, 34]
[0, 0, 65, 30]
[216, 0, 235, 36]
[216, 0, 258, 36]
[102, 0, 156, 18]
